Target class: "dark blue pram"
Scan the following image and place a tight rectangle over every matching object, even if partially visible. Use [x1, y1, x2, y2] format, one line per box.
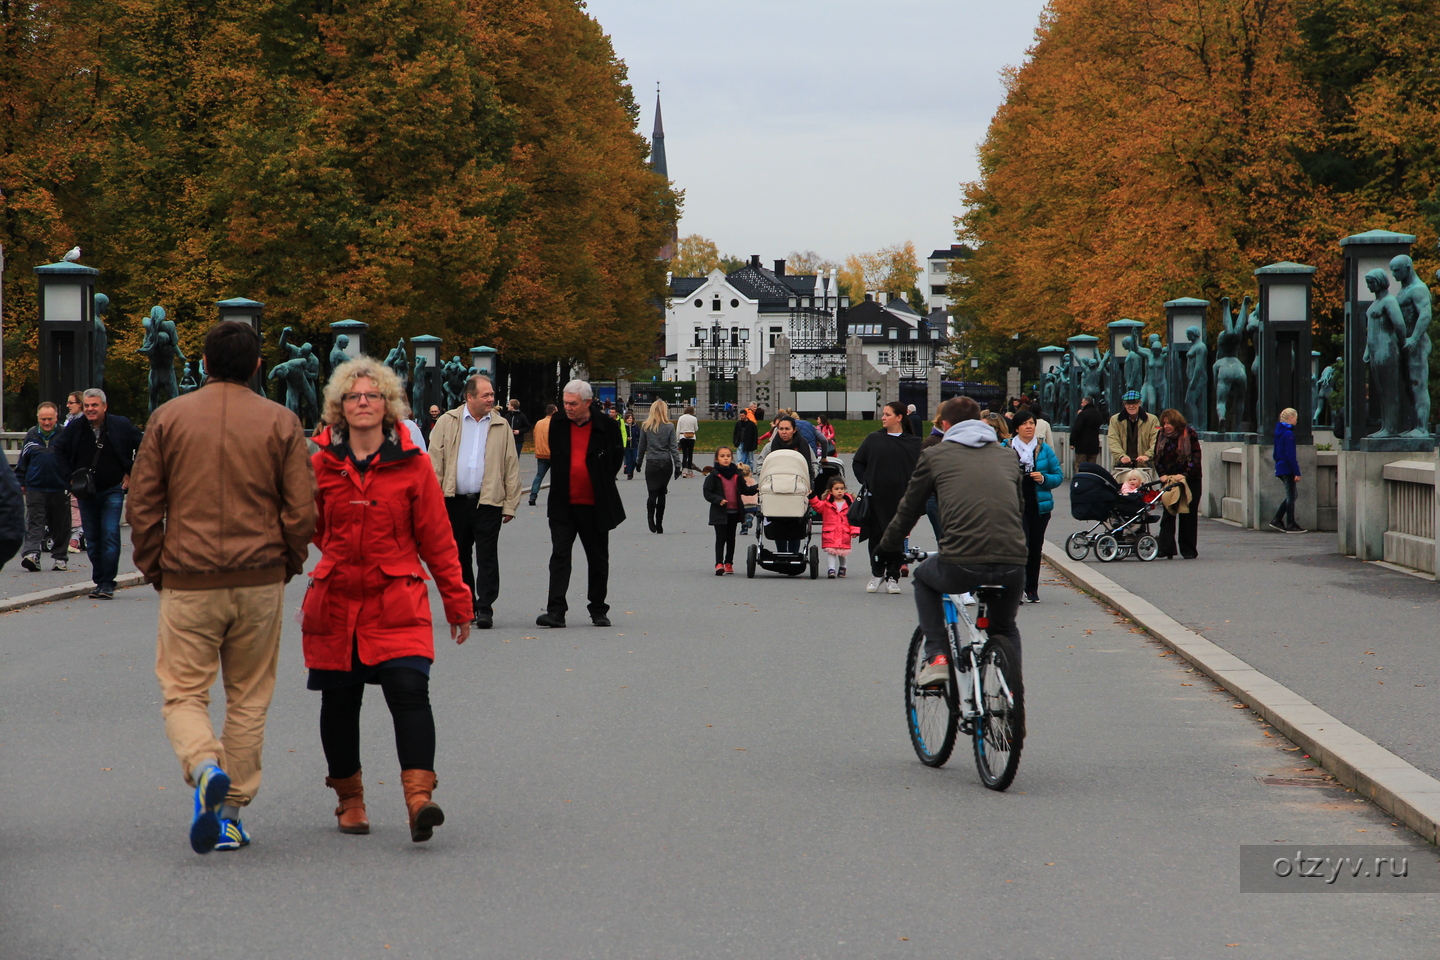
[1064, 462, 1163, 562]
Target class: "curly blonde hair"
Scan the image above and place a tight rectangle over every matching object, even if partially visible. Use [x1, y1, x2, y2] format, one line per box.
[321, 357, 410, 433]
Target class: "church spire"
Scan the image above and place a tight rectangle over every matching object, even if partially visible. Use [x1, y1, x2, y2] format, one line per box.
[650, 84, 668, 180]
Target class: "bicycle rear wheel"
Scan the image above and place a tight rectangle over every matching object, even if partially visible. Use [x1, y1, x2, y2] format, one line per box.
[905, 626, 958, 767]
[972, 635, 1025, 790]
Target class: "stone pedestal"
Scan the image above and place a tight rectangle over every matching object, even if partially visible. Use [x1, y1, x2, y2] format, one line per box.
[695, 376, 710, 417]
[926, 367, 941, 422]
[1007, 366, 1021, 399]
[1337, 445, 1438, 568]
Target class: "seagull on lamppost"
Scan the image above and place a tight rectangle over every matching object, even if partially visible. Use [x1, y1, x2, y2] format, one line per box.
[62, 246, 82, 262]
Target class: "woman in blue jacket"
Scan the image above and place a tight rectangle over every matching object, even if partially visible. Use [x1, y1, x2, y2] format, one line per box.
[1269, 407, 1303, 533]
[1011, 410, 1063, 603]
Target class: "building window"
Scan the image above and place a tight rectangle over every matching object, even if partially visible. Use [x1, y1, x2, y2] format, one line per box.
[712, 298, 721, 311]
[877, 350, 893, 366]
[769, 326, 782, 348]
[931, 285, 947, 295]
[694, 330, 704, 347]
[694, 298, 703, 308]
[730, 298, 739, 308]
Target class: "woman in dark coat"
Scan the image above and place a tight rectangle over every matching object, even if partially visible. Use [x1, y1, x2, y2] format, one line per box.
[1153, 408, 1203, 559]
[852, 401, 922, 594]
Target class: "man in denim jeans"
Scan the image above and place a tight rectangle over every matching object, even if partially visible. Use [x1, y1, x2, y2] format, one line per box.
[53, 389, 144, 598]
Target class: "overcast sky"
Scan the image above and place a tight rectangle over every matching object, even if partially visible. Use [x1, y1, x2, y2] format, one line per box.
[584, 0, 1051, 264]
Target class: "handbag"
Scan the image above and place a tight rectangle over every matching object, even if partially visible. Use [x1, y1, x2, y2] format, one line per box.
[849, 485, 872, 527]
[70, 435, 104, 500]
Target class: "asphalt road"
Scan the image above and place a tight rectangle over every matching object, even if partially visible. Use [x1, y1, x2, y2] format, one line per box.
[1043, 481, 1440, 782]
[2, 462, 1436, 959]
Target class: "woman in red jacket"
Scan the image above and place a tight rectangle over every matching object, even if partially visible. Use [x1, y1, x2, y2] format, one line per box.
[303, 357, 473, 842]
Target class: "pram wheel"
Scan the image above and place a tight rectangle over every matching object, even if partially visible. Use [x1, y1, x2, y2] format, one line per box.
[1095, 534, 1120, 562]
[809, 546, 820, 579]
[1064, 531, 1091, 561]
[1135, 534, 1159, 561]
[746, 544, 757, 579]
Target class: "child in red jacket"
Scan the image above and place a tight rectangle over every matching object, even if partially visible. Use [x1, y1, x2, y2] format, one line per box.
[809, 475, 860, 579]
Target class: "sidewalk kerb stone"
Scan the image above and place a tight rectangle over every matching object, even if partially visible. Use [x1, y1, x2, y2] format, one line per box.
[0, 571, 146, 615]
[1043, 541, 1440, 846]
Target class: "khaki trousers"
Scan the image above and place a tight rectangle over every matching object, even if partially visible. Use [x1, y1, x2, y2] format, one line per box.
[155, 582, 286, 806]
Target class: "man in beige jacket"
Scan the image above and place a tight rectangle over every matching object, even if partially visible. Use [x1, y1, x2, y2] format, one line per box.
[428, 374, 522, 629]
[127, 321, 317, 854]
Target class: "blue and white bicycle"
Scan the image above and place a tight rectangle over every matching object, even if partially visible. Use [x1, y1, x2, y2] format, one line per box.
[903, 555, 1025, 791]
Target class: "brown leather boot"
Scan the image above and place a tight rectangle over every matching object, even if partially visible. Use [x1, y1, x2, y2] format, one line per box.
[325, 771, 370, 835]
[401, 769, 444, 842]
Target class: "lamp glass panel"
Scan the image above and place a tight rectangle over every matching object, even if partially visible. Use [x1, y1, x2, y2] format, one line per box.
[1039, 356, 1061, 374]
[44, 285, 84, 322]
[1069, 343, 1097, 363]
[1169, 312, 1200, 345]
[1354, 256, 1397, 301]
[1266, 284, 1307, 323]
[221, 313, 255, 327]
[1111, 332, 1131, 357]
[342, 338, 362, 358]
[414, 345, 439, 366]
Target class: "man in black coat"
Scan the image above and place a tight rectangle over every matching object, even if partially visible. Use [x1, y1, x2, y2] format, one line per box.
[52, 388, 145, 598]
[538, 380, 625, 628]
[1070, 395, 1105, 464]
[0, 450, 24, 568]
[732, 408, 758, 468]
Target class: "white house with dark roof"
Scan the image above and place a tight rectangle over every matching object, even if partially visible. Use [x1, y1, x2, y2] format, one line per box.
[663, 256, 947, 381]
[664, 256, 845, 379]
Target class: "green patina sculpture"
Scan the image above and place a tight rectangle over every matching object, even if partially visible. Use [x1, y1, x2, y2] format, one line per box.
[442, 356, 468, 409]
[411, 355, 429, 416]
[384, 338, 409, 390]
[1184, 326, 1209, 431]
[1121, 336, 1145, 394]
[1136, 334, 1165, 411]
[1080, 349, 1108, 405]
[138, 305, 186, 412]
[1314, 363, 1336, 426]
[92, 293, 110, 388]
[279, 327, 320, 423]
[1391, 254, 1432, 435]
[1213, 296, 1248, 430]
[329, 334, 351, 376]
[1362, 268, 1408, 437]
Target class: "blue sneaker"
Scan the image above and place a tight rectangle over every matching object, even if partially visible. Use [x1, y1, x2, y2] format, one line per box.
[189, 764, 231, 855]
[215, 818, 251, 851]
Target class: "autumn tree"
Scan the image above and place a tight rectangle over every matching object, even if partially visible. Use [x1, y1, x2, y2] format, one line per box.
[956, 0, 1350, 351]
[783, 249, 840, 277]
[670, 234, 723, 276]
[838, 241, 921, 304]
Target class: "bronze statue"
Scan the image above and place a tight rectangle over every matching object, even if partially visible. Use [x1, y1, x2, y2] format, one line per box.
[1391, 254, 1432, 436]
[178, 359, 202, 395]
[1184, 326, 1209, 432]
[1080, 350, 1108, 406]
[268, 357, 311, 422]
[1363, 268, 1408, 438]
[384, 338, 409, 390]
[1314, 362, 1336, 426]
[329, 333, 351, 375]
[411, 355, 429, 416]
[138, 305, 186, 412]
[92, 293, 110, 388]
[1121, 336, 1145, 394]
[1213, 297, 1247, 430]
[1135, 334, 1165, 411]
[442, 356, 468, 410]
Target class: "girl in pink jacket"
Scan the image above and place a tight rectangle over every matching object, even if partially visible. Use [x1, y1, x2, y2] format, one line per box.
[809, 476, 860, 579]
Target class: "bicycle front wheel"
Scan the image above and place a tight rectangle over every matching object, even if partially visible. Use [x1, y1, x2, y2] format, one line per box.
[905, 627, 958, 767]
[973, 635, 1025, 790]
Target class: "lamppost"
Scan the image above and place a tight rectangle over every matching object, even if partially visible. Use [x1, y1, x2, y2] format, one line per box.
[470, 345, 497, 381]
[216, 297, 265, 393]
[1254, 262, 1317, 445]
[34, 259, 100, 406]
[1037, 345, 1065, 423]
[1164, 297, 1208, 414]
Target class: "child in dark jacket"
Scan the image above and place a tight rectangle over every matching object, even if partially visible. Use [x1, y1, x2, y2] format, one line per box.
[703, 446, 757, 575]
[1269, 408, 1304, 533]
[808, 475, 860, 579]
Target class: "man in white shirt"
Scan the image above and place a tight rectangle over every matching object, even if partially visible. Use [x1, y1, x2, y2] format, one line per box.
[428, 375, 522, 629]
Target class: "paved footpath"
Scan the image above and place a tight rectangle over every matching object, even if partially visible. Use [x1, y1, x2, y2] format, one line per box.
[1043, 483, 1440, 783]
[2, 466, 1438, 959]
[0, 526, 139, 602]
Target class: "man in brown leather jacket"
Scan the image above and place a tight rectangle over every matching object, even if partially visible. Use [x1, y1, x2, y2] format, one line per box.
[127, 321, 317, 855]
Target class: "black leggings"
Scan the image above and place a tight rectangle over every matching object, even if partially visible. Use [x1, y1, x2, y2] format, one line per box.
[319, 667, 435, 779]
[679, 438, 697, 471]
[645, 460, 672, 526]
[714, 517, 740, 564]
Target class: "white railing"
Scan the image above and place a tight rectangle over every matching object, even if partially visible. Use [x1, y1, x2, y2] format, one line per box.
[1383, 460, 1436, 575]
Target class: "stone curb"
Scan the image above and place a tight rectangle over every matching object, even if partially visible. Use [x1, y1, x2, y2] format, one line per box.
[1042, 541, 1440, 846]
[0, 571, 147, 615]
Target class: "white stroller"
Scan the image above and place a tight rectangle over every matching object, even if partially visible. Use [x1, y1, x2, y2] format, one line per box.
[746, 449, 819, 579]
